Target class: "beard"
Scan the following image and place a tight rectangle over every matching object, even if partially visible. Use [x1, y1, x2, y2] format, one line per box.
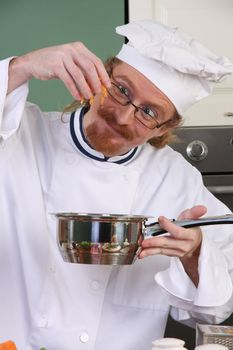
[84, 105, 136, 157]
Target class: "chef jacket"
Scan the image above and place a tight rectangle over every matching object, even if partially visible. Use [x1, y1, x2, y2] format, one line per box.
[1, 57, 233, 350]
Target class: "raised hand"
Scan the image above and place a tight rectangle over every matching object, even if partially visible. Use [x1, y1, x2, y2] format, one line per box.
[7, 42, 111, 99]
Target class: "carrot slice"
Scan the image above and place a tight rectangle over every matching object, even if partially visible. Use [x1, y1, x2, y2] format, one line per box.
[89, 96, 94, 105]
[100, 86, 107, 105]
[0, 340, 17, 350]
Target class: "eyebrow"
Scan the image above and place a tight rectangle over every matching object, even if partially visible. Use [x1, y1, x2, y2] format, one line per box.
[113, 73, 135, 89]
[113, 74, 169, 116]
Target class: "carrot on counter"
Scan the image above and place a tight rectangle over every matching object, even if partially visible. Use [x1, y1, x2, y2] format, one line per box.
[0, 340, 17, 350]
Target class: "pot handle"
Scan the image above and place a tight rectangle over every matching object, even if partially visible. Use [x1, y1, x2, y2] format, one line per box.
[144, 214, 233, 236]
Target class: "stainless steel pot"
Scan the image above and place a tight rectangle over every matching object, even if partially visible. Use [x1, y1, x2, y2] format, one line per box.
[54, 213, 233, 265]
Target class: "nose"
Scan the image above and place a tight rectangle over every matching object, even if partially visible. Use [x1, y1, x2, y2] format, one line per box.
[116, 104, 136, 126]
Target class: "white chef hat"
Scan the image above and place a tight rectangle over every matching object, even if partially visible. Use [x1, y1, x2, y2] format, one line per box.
[115, 20, 233, 115]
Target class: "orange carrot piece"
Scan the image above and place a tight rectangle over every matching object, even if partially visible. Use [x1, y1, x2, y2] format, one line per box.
[0, 340, 17, 350]
[100, 86, 107, 105]
[89, 96, 94, 105]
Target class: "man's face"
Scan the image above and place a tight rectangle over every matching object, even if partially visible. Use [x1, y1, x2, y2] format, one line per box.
[83, 62, 176, 157]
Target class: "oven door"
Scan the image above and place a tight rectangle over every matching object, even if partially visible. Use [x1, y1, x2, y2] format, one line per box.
[203, 174, 233, 211]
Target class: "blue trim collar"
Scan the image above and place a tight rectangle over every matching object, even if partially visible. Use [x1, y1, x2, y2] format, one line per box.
[70, 108, 138, 164]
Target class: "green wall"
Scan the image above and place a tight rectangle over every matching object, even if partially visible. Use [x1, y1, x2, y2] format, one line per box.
[0, 0, 125, 110]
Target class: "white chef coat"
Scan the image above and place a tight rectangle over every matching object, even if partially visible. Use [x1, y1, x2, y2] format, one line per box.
[1, 57, 233, 350]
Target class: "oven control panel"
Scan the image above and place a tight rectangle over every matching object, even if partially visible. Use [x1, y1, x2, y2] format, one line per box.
[171, 126, 233, 173]
[186, 140, 208, 161]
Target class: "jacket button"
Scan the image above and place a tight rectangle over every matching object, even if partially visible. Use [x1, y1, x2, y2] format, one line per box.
[37, 315, 48, 328]
[79, 332, 89, 343]
[65, 155, 76, 164]
[90, 280, 100, 290]
[0, 138, 5, 148]
[49, 264, 56, 273]
[123, 173, 131, 183]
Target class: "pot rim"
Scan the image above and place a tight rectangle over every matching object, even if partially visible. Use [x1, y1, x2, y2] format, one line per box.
[52, 212, 149, 223]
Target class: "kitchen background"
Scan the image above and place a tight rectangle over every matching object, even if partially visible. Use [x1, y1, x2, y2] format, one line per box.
[1, 1, 233, 349]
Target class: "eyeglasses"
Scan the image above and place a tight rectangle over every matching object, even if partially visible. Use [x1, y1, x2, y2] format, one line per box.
[107, 81, 173, 129]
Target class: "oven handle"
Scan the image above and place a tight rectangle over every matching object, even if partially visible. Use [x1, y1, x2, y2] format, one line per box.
[207, 186, 233, 194]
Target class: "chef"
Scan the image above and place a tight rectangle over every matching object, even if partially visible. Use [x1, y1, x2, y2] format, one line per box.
[1, 20, 233, 350]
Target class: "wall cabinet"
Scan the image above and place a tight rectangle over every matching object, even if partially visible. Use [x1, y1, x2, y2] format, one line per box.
[128, 0, 233, 126]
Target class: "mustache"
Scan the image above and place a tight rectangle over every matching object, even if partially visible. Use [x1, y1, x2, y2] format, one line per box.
[97, 106, 135, 141]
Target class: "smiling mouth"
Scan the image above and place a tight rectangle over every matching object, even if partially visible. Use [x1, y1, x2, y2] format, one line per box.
[108, 123, 125, 137]
[102, 116, 136, 142]
[101, 117, 126, 138]
[96, 104, 135, 141]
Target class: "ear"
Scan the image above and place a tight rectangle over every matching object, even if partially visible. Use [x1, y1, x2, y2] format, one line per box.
[148, 129, 174, 148]
[155, 124, 173, 137]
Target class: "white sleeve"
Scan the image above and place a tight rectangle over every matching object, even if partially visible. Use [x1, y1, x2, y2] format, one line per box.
[0, 57, 29, 141]
[154, 168, 233, 325]
[155, 234, 233, 324]
[155, 234, 232, 307]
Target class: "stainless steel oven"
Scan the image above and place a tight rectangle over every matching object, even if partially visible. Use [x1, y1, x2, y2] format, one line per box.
[165, 125, 233, 349]
[171, 125, 233, 211]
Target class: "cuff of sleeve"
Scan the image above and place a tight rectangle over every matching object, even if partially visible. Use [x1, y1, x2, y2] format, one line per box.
[155, 256, 196, 303]
[0, 57, 28, 140]
[195, 233, 232, 306]
[155, 234, 232, 307]
[0, 57, 12, 117]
